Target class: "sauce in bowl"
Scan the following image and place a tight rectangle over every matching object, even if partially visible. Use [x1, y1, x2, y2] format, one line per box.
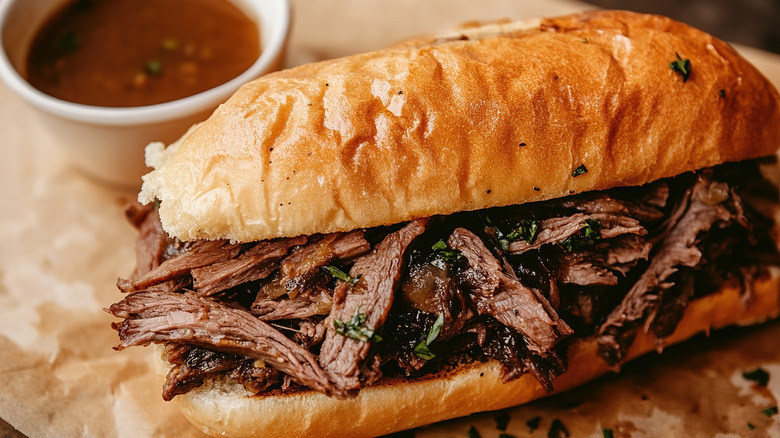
[25, 0, 261, 107]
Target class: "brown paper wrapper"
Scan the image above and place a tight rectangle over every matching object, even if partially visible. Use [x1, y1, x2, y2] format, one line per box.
[1, 1, 779, 436]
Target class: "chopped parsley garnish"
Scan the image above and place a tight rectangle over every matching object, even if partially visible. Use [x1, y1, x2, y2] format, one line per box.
[748, 422, 755, 430]
[495, 412, 511, 431]
[505, 219, 539, 247]
[762, 406, 778, 417]
[581, 37, 588, 43]
[572, 164, 588, 177]
[413, 313, 444, 360]
[560, 219, 602, 252]
[334, 307, 382, 343]
[670, 53, 692, 82]
[603, 429, 615, 438]
[719, 89, 726, 98]
[324, 265, 360, 285]
[467, 426, 482, 438]
[742, 368, 770, 387]
[431, 240, 463, 262]
[143, 60, 163, 75]
[548, 419, 570, 438]
[526, 416, 542, 432]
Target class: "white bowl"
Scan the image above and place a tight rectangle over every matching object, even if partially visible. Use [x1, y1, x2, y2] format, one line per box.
[0, 0, 290, 188]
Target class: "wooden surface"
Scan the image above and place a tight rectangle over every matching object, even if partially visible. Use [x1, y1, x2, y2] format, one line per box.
[1, 1, 779, 437]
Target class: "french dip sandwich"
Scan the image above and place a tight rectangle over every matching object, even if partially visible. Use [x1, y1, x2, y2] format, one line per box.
[108, 10, 780, 437]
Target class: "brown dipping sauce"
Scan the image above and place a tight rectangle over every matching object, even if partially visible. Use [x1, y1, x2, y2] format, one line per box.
[26, 0, 261, 107]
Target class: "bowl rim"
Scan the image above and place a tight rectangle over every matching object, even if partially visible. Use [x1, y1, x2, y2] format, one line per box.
[0, 0, 291, 126]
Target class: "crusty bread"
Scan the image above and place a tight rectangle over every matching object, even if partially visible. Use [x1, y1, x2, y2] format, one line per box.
[139, 10, 780, 243]
[156, 272, 780, 438]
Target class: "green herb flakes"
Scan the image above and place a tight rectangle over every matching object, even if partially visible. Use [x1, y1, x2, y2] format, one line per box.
[603, 429, 615, 438]
[526, 416, 542, 432]
[495, 412, 511, 431]
[548, 419, 569, 438]
[324, 266, 360, 285]
[742, 367, 770, 387]
[334, 307, 381, 343]
[413, 313, 444, 360]
[505, 219, 539, 246]
[431, 240, 463, 262]
[561, 219, 602, 252]
[762, 406, 778, 417]
[143, 60, 163, 75]
[581, 37, 588, 43]
[467, 425, 481, 438]
[748, 422, 755, 430]
[670, 52, 692, 82]
[572, 164, 588, 177]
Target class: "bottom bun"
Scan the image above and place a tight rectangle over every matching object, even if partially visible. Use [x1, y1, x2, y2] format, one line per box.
[156, 272, 780, 438]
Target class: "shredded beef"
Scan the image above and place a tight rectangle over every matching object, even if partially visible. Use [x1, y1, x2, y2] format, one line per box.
[318, 219, 427, 392]
[508, 213, 646, 254]
[597, 174, 744, 364]
[191, 236, 306, 296]
[109, 161, 779, 400]
[448, 228, 567, 355]
[118, 240, 242, 293]
[109, 290, 341, 397]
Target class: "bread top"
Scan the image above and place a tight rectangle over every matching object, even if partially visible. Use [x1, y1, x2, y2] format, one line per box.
[139, 10, 780, 242]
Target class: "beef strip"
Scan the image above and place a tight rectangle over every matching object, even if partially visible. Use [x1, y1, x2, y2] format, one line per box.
[116, 204, 171, 291]
[318, 219, 427, 393]
[118, 240, 242, 293]
[508, 213, 646, 254]
[250, 231, 370, 320]
[558, 193, 665, 224]
[162, 344, 245, 401]
[280, 231, 370, 282]
[191, 236, 307, 296]
[253, 290, 333, 320]
[448, 228, 567, 355]
[109, 290, 342, 397]
[597, 175, 742, 364]
[556, 234, 652, 286]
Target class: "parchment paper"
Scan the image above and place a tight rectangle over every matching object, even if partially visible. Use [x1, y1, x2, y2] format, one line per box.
[1, 1, 779, 436]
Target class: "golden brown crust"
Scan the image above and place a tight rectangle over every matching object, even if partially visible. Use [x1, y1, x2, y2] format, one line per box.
[140, 10, 780, 242]
[160, 273, 780, 438]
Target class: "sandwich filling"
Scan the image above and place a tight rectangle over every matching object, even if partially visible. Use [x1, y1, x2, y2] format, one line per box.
[109, 160, 779, 400]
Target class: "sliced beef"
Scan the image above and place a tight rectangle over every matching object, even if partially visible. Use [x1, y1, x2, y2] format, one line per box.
[118, 240, 242, 293]
[162, 344, 244, 401]
[558, 193, 665, 224]
[461, 317, 563, 391]
[250, 231, 370, 320]
[117, 204, 171, 290]
[280, 231, 370, 282]
[597, 175, 742, 365]
[318, 219, 427, 393]
[448, 228, 567, 355]
[191, 236, 306, 296]
[556, 234, 652, 286]
[109, 291, 341, 397]
[252, 290, 333, 320]
[508, 213, 646, 254]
